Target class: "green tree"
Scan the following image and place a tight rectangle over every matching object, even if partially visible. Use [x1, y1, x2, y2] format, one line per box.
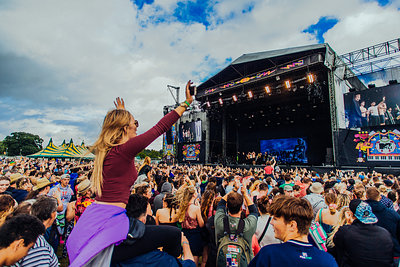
[3, 132, 43, 156]
[0, 141, 5, 155]
[137, 149, 162, 159]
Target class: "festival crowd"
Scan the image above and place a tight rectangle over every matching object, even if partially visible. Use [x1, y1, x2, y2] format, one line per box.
[0, 85, 399, 267]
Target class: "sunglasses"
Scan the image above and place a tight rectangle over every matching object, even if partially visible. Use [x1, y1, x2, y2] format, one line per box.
[134, 120, 139, 127]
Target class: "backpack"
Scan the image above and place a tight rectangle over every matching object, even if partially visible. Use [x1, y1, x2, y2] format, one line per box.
[216, 216, 251, 267]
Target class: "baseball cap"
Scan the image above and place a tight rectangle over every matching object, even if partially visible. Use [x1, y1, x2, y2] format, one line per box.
[60, 174, 70, 180]
[349, 199, 378, 224]
[283, 185, 293, 192]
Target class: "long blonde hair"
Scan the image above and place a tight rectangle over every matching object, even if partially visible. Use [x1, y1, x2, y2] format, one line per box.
[327, 206, 350, 248]
[91, 109, 133, 197]
[175, 185, 196, 222]
[138, 156, 151, 174]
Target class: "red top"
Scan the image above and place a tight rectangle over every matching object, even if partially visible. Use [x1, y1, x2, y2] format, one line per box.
[264, 165, 273, 175]
[96, 110, 180, 204]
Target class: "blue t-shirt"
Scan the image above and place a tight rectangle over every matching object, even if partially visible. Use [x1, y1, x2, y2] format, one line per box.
[249, 240, 337, 267]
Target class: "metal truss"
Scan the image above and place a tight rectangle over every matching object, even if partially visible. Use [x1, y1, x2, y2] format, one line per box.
[337, 38, 400, 78]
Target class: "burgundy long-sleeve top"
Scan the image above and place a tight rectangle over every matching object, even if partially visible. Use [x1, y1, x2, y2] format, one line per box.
[96, 110, 180, 204]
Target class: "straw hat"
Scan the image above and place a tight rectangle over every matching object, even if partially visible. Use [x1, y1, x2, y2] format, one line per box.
[10, 173, 23, 184]
[77, 179, 91, 195]
[309, 182, 324, 194]
[32, 178, 54, 191]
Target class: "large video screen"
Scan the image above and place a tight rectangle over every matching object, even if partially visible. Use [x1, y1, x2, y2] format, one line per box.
[260, 138, 308, 163]
[178, 121, 202, 143]
[344, 84, 400, 129]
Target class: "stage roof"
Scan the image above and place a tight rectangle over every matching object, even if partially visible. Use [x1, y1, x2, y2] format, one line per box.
[197, 43, 330, 94]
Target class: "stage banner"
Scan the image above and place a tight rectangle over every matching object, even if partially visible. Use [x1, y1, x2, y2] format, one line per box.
[177, 142, 205, 163]
[337, 126, 400, 167]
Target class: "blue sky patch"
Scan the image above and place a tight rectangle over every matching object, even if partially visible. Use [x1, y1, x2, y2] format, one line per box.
[132, 0, 154, 10]
[303, 16, 339, 43]
[174, 1, 213, 27]
[364, 0, 390, 6]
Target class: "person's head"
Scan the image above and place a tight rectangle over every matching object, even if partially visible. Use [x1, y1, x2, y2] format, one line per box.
[200, 189, 215, 220]
[325, 193, 337, 215]
[354, 94, 361, 101]
[257, 195, 270, 215]
[269, 196, 313, 242]
[17, 178, 32, 192]
[143, 157, 151, 166]
[227, 192, 243, 215]
[361, 101, 365, 107]
[0, 214, 45, 266]
[366, 187, 381, 201]
[126, 194, 148, 223]
[0, 195, 15, 225]
[30, 196, 57, 229]
[349, 199, 377, 224]
[60, 174, 70, 187]
[91, 108, 137, 197]
[283, 185, 294, 197]
[371, 101, 376, 106]
[163, 193, 175, 209]
[293, 185, 301, 198]
[77, 179, 92, 197]
[336, 193, 350, 211]
[0, 176, 10, 194]
[134, 183, 152, 199]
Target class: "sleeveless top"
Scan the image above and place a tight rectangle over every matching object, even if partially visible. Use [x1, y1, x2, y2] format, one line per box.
[182, 204, 199, 229]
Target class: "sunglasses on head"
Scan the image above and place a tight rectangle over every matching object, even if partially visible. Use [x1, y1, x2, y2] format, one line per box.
[134, 120, 139, 127]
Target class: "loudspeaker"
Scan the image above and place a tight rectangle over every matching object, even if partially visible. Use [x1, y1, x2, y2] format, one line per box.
[166, 129, 173, 144]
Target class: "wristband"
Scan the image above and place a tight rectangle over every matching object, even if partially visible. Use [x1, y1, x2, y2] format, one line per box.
[185, 100, 190, 107]
[182, 241, 189, 245]
[180, 102, 189, 109]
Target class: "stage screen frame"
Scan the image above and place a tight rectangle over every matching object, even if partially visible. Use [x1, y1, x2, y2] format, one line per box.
[260, 137, 308, 164]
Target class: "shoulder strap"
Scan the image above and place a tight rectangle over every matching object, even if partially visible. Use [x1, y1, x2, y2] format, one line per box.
[258, 216, 272, 243]
[223, 216, 231, 235]
[318, 208, 323, 225]
[235, 218, 245, 236]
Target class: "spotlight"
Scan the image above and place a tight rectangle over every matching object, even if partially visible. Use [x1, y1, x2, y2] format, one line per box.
[206, 101, 211, 108]
[218, 98, 223, 105]
[307, 73, 314, 83]
[232, 95, 238, 102]
[285, 80, 291, 89]
[265, 86, 271, 94]
[248, 91, 253, 98]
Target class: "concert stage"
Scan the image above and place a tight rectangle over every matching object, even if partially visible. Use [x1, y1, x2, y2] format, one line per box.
[166, 43, 400, 168]
[193, 44, 361, 166]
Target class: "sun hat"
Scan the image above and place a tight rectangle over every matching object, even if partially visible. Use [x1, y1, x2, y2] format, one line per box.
[309, 182, 324, 194]
[283, 185, 293, 192]
[10, 173, 24, 184]
[77, 179, 91, 195]
[32, 178, 54, 191]
[349, 199, 378, 224]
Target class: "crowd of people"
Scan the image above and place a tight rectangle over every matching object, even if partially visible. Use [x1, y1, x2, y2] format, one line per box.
[0, 84, 399, 266]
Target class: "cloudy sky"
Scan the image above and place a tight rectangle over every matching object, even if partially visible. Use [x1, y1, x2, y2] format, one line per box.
[0, 0, 399, 150]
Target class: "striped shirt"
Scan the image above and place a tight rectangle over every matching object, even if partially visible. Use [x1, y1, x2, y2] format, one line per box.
[13, 235, 58, 267]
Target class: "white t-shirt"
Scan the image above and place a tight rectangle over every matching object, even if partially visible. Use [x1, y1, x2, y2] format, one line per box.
[255, 214, 281, 247]
[368, 106, 379, 116]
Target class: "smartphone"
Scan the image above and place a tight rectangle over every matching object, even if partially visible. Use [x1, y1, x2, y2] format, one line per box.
[189, 85, 197, 96]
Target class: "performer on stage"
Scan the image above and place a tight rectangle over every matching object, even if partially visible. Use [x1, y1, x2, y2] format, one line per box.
[385, 107, 395, 125]
[377, 96, 387, 125]
[348, 94, 362, 128]
[360, 101, 368, 127]
[368, 102, 379, 127]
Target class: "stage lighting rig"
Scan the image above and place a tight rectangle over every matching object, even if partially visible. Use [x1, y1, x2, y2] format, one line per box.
[285, 80, 291, 89]
[248, 90, 254, 98]
[265, 86, 271, 94]
[232, 95, 238, 102]
[218, 98, 223, 105]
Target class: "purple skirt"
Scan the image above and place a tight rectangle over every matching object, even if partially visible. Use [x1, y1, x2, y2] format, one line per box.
[66, 203, 129, 267]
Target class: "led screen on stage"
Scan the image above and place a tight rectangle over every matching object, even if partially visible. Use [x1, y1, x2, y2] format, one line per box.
[178, 121, 202, 143]
[260, 138, 308, 163]
[344, 84, 400, 129]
